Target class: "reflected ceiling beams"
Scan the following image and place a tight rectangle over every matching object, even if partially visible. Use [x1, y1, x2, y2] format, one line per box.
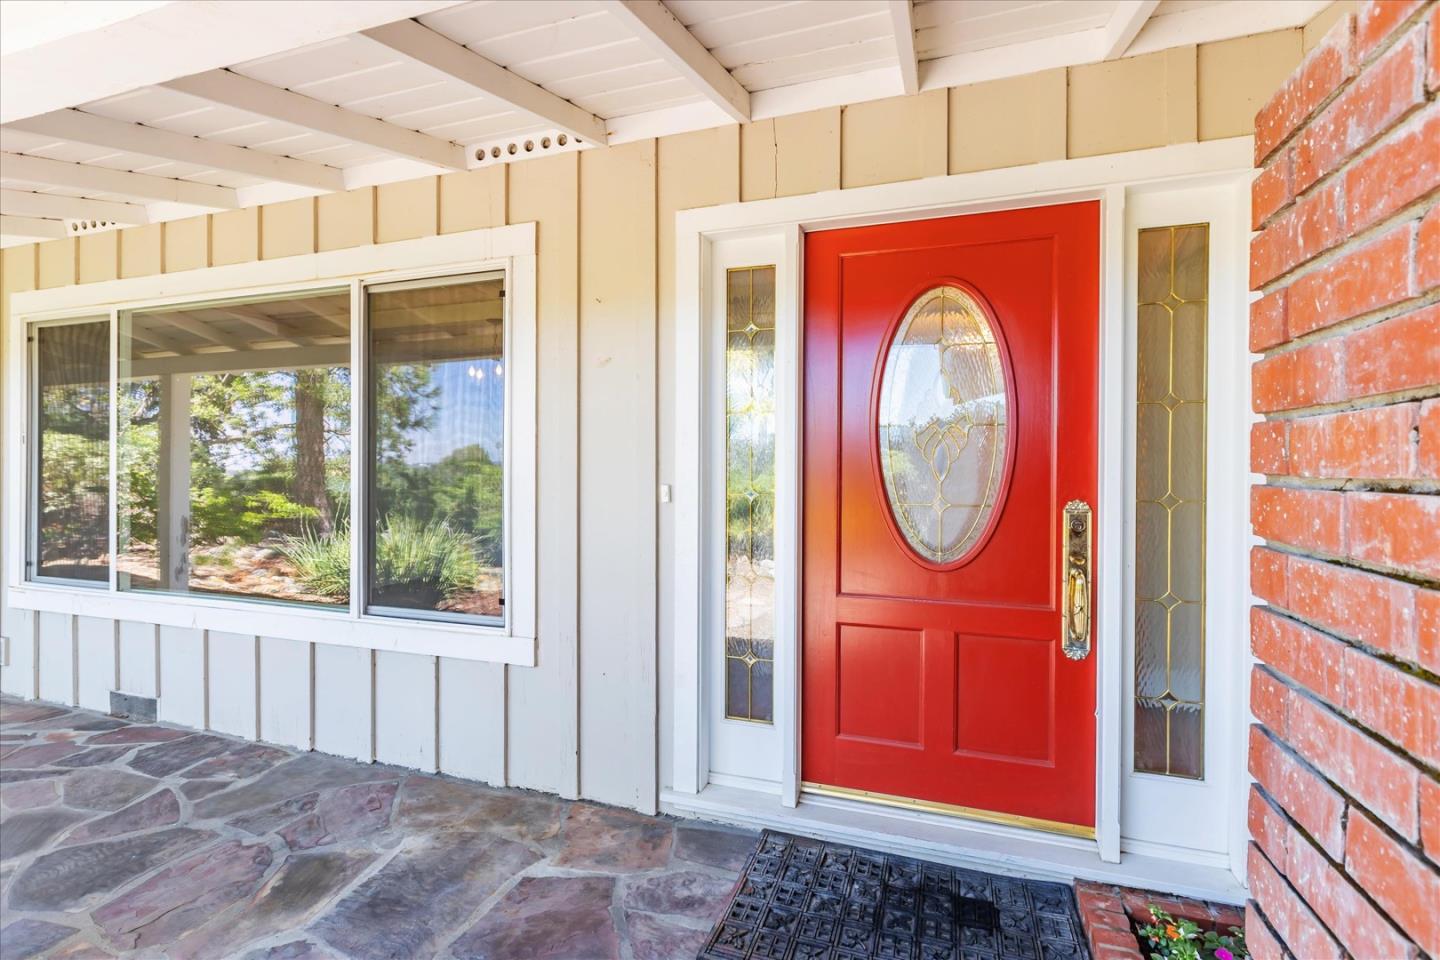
[361, 19, 609, 146]
[601, 0, 751, 124]
[163, 70, 467, 171]
[6, 110, 345, 192]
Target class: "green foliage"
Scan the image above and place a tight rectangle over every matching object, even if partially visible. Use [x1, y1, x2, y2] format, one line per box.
[1138, 906, 1247, 960]
[279, 522, 353, 598]
[372, 444, 503, 567]
[282, 516, 482, 605]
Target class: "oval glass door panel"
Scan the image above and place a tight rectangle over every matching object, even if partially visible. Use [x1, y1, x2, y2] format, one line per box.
[878, 285, 1009, 565]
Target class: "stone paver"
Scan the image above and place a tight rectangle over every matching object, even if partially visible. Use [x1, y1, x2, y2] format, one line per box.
[0, 695, 756, 959]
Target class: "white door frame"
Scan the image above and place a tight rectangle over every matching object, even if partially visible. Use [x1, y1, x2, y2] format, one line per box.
[669, 137, 1255, 887]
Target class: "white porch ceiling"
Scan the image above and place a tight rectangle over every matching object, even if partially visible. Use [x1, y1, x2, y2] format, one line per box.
[0, 0, 1327, 246]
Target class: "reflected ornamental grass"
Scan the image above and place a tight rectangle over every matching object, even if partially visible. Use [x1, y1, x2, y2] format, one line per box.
[281, 517, 482, 609]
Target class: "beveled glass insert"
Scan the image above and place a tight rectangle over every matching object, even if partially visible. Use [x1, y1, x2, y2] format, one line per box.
[878, 285, 1008, 565]
[1134, 223, 1209, 780]
[724, 265, 776, 723]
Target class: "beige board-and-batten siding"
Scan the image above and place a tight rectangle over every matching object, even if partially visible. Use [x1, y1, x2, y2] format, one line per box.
[0, 26, 1309, 815]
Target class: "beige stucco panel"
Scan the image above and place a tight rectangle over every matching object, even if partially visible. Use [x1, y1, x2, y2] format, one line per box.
[165, 216, 209, 273]
[440, 165, 507, 234]
[78, 232, 118, 285]
[1069, 46, 1198, 158]
[262, 198, 317, 261]
[120, 224, 162, 279]
[949, 68, 1067, 174]
[376, 177, 438, 244]
[211, 207, 259, 267]
[317, 188, 375, 252]
[37, 237, 75, 290]
[1199, 30, 1303, 140]
[842, 88, 948, 188]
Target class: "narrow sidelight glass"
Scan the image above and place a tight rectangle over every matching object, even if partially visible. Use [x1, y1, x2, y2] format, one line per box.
[31, 318, 111, 583]
[1134, 223, 1209, 779]
[365, 273, 505, 624]
[116, 290, 351, 606]
[724, 265, 776, 722]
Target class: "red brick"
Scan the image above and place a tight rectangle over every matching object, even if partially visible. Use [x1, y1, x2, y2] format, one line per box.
[1288, 686, 1420, 839]
[1250, 420, 1289, 474]
[1346, 110, 1440, 233]
[1421, 777, 1440, 867]
[1211, 903, 1245, 931]
[1288, 223, 1415, 337]
[1091, 927, 1141, 951]
[1251, 606, 1346, 705]
[1252, 336, 1344, 412]
[1249, 784, 1293, 867]
[1252, 546, 1289, 605]
[1248, 726, 1347, 858]
[1286, 402, 1421, 479]
[1250, 288, 1289, 351]
[1356, 0, 1428, 59]
[1346, 813, 1440, 957]
[1251, 485, 1346, 555]
[1245, 902, 1287, 960]
[1343, 646, 1440, 767]
[1420, 590, 1440, 676]
[1247, 845, 1343, 960]
[1253, 151, 1293, 229]
[1345, 490, 1440, 580]
[1255, 21, 1355, 162]
[1285, 553, 1425, 668]
[1251, 665, 1290, 736]
[1251, 180, 1346, 289]
[1421, 399, 1440, 479]
[1286, 816, 1418, 960]
[1418, 202, 1440, 291]
[1293, 29, 1426, 194]
[1343, 303, 1440, 400]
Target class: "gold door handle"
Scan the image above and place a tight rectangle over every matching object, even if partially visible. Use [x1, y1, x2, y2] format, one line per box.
[1062, 500, 1092, 660]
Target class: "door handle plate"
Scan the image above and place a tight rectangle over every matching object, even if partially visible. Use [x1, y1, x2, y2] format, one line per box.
[1062, 500, 1092, 661]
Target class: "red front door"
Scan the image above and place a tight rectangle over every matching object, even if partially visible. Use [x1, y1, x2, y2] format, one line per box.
[801, 202, 1099, 831]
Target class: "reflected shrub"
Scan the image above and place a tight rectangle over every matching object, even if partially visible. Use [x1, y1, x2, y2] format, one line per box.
[282, 516, 481, 607]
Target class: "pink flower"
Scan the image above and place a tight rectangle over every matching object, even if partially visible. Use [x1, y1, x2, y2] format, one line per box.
[1215, 948, 1234, 960]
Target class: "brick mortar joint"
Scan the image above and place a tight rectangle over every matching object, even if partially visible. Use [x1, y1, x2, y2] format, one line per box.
[1249, 780, 1425, 957]
[1257, 475, 1440, 496]
[1257, 2, 1438, 168]
[1251, 174, 1439, 301]
[1253, 537, 1440, 592]
[1252, 638, 1440, 770]
[1257, 384, 1440, 422]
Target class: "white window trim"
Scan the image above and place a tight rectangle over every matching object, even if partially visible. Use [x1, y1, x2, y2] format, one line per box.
[5, 223, 538, 666]
[668, 137, 1256, 894]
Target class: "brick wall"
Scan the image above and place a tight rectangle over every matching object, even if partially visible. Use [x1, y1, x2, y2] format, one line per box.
[1247, 2, 1440, 959]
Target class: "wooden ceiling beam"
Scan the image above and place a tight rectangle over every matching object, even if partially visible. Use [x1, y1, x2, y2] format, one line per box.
[1101, 0, 1161, 60]
[601, 0, 750, 123]
[0, 188, 148, 224]
[0, 152, 238, 209]
[888, 1, 920, 96]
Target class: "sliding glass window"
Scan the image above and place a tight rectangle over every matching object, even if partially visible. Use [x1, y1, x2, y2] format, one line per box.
[30, 318, 111, 584]
[365, 273, 506, 625]
[116, 290, 351, 607]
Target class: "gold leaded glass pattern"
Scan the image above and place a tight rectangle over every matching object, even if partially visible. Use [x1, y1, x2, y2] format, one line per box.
[725, 266, 776, 723]
[878, 286, 1008, 565]
[1134, 223, 1209, 779]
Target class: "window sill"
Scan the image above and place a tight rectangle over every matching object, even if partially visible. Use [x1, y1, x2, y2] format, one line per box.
[7, 583, 535, 666]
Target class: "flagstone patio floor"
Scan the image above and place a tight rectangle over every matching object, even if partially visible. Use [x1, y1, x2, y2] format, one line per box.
[0, 695, 757, 960]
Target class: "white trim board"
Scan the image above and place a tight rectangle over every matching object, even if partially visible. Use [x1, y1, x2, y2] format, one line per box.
[670, 137, 1255, 883]
[5, 223, 539, 666]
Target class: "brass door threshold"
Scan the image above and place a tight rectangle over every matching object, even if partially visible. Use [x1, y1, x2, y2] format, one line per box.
[801, 781, 1096, 840]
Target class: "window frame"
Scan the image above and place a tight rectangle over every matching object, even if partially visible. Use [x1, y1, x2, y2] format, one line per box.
[4, 224, 538, 666]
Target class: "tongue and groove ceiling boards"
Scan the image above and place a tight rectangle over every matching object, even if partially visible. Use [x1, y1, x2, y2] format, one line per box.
[0, 0, 1327, 246]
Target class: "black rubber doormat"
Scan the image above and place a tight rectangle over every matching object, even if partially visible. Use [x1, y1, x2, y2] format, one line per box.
[699, 831, 1090, 960]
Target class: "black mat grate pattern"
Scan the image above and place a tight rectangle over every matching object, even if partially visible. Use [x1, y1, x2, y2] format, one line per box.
[699, 831, 1090, 960]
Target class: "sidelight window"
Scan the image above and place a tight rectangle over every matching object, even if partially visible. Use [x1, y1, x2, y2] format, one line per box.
[1133, 223, 1209, 779]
